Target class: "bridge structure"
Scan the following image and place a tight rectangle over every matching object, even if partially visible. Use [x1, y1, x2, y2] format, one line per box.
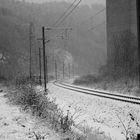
[106, 0, 138, 65]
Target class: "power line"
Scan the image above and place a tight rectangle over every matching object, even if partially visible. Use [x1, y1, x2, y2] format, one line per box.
[88, 21, 106, 31]
[55, 0, 82, 26]
[45, 0, 81, 47]
[77, 8, 106, 26]
[53, 0, 78, 26]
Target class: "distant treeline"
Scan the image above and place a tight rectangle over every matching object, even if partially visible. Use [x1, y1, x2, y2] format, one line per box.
[0, 0, 106, 80]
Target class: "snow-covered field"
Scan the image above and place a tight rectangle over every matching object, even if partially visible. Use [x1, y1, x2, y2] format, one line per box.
[46, 83, 140, 140]
[0, 84, 61, 140]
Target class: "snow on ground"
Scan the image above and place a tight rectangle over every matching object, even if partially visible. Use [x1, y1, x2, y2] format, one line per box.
[44, 83, 140, 140]
[0, 84, 61, 140]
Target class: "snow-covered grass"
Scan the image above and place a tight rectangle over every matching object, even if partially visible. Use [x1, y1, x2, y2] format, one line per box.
[46, 83, 140, 140]
[0, 83, 61, 140]
[5, 80, 97, 140]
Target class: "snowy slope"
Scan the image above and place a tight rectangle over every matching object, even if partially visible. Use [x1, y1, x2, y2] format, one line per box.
[45, 83, 140, 140]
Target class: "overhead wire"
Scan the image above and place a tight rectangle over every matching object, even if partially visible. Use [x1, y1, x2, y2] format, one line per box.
[88, 21, 106, 31]
[50, 0, 81, 44]
[50, 0, 82, 44]
[77, 8, 106, 26]
[52, 0, 105, 43]
[53, 0, 78, 27]
[74, 8, 106, 32]
[55, 0, 82, 26]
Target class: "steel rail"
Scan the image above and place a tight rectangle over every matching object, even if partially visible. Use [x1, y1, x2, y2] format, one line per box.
[61, 82, 140, 101]
[53, 81, 140, 105]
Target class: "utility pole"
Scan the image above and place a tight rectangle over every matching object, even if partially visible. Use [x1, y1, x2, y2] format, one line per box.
[64, 29, 68, 50]
[63, 61, 65, 80]
[46, 55, 49, 83]
[55, 59, 57, 80]
[29, 23, 33, 80]
[68, 63, 71, 79]
[39, 48, 42, 85]
[41, 27, 72, 81]
[72, 63, 74, 78]
[42, 26, 47, 92]
[137, 134, 140, 140]
[137, 0, 140, 89]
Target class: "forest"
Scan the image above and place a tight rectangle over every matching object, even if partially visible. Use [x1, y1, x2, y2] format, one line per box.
[0, 0, 106, 80]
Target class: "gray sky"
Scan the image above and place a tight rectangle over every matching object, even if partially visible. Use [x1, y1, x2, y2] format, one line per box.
[26, 0, 105, 5]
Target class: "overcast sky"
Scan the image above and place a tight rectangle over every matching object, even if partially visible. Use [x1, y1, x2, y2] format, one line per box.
[25, 0, 106, 5]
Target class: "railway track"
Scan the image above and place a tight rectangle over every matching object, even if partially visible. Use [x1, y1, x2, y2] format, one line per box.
[53, 81, 140, 105]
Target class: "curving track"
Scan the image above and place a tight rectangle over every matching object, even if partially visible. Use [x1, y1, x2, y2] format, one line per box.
[53, 81, 140, 105]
